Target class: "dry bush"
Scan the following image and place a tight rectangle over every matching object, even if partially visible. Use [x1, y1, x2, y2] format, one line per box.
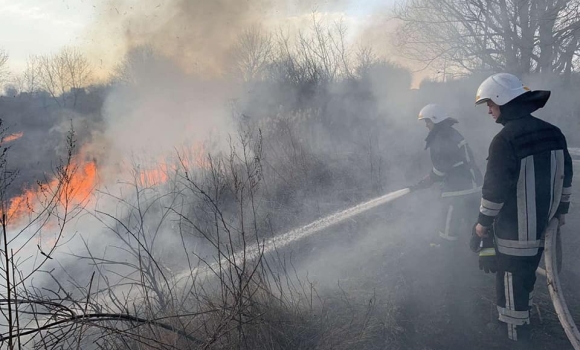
[0, 127, 403, 349]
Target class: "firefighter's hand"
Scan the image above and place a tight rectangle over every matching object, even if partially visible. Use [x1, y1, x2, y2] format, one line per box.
[470, 225, 482, 253]
[410, 175, 433, 192]
[475, 223, 489, 237]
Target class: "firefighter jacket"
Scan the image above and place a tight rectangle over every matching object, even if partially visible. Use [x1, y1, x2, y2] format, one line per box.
[477, 91, 573, 257]
[425, 118, 483, 197]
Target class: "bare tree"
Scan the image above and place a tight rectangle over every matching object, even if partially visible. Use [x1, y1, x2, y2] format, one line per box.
[230, 26, 274, 82]
[0, 49, 9, 88]
[264, 15, 355, 86]
[394, 0, 580, 77]
[11, 56, 43, 96]
[355, 46, 380, 77]
[37, 47, 92, 107]
[230, 19, 356, 84]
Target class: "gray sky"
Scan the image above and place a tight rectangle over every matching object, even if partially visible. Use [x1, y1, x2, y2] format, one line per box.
[0, 0, 96, 71]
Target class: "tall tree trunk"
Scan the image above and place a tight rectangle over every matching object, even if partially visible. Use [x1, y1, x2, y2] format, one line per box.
[498, 0, 519, 72]
[537, 0, 557, 73]
[517, 1, 534, 74]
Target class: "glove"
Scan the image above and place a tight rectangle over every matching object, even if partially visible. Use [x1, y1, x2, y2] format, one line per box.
[409, 175, 433, 192]
[478, 241, 497, 273]
[471, 224, 497, 273]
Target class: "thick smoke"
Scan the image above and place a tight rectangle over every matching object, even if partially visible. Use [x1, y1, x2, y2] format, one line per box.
[98, 54, 235, 182]
[87, 0, 355, 77]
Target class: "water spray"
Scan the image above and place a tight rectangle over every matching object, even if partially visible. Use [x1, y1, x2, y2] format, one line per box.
[179, 188, 412, 280]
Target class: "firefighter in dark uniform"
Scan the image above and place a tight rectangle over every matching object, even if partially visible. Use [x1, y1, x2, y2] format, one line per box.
[412, 104, 483, 242]
[473, 73, 573, 341]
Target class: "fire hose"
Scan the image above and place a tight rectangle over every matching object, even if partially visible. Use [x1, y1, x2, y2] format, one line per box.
[539, 218, 580, 350]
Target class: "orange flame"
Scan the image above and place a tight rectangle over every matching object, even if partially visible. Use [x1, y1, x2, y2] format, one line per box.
[4, 151, 98, 225]
[138, 163, 170, 187]
[4, 141, 209, 225]
[180, 141, 209, 170]
[136, 142, 209, 187]
[3, 132, 23, 143]
[61, 161, 97, 204]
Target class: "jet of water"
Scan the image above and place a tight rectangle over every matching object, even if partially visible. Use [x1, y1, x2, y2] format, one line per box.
[179, 188, 411, 280]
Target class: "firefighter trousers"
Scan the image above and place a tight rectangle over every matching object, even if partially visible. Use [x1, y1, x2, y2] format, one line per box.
[438, 193, 480, 241]
[495, 251, 543, 340]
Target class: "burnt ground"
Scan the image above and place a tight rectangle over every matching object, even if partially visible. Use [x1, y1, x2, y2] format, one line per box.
[285, 162, 580, 350]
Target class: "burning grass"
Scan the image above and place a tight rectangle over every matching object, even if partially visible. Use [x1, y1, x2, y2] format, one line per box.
[3, 139, 210, 226]
[2, 132, 23, 144]
[3, 152, 97, 225]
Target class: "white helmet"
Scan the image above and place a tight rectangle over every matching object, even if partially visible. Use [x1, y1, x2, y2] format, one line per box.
[418, 104, 449, 124]
[475, 73, 530, 106]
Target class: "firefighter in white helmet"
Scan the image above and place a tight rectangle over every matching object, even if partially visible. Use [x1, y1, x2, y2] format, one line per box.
[412, 103, 483, 242]
[472, 73, 573, 341]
